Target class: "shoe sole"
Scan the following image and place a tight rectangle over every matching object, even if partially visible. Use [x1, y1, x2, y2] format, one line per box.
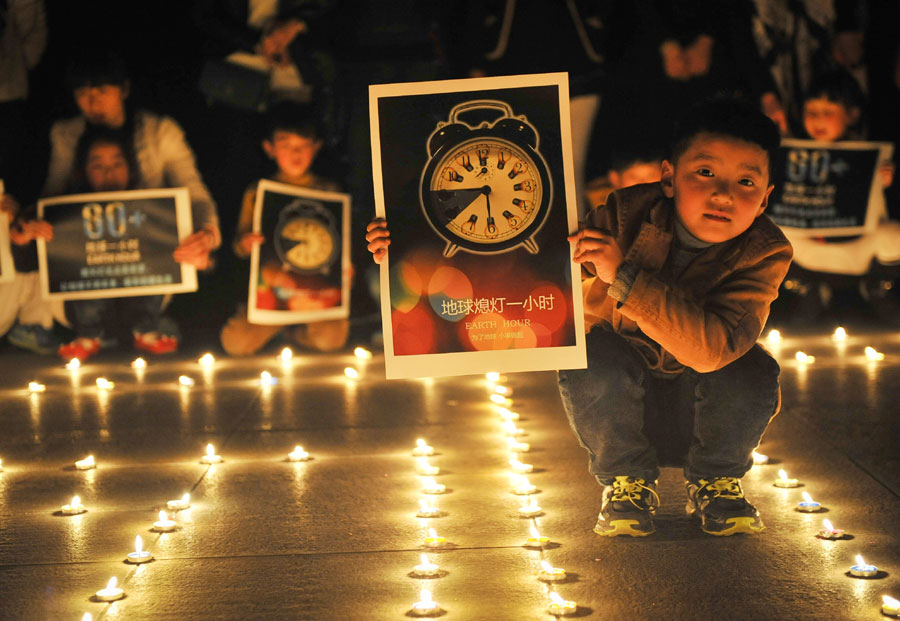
[593, 519, 655, 537]
[686, 503, 765, 535]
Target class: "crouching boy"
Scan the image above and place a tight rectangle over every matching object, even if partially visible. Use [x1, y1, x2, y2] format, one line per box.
[564, 97, 791, 537]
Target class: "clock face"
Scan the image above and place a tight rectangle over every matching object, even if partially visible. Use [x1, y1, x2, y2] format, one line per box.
[427, 137, 543, 246]
[279, 217, 336, 271]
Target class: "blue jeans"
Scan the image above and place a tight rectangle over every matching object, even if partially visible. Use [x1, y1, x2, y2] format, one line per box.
[557, 326, 780, 485]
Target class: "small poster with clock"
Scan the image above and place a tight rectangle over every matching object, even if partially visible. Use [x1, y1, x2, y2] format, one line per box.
[370, 73, 586, 379]
[247, 179, 351, 325]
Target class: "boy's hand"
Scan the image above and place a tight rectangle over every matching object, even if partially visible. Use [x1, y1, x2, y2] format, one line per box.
[10, 220, 53, 245]
[1, 194, 20, 222]
[569, 227, 622, 284]
[365, 217, 390, 264]
[174, 229, 215, 270]
[879, 162, 894, 188]
[238, 232, 265, 255]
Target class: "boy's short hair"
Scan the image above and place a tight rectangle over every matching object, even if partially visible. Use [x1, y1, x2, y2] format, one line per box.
[669, 96, 781, 178]
[804, 69, 865, 112]
[263, 101, 322, 142]
[65, 49, 130, 91]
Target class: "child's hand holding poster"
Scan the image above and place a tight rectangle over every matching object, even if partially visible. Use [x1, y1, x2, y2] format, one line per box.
[370, 73, 586, 379]
[248, 180, 351, 325]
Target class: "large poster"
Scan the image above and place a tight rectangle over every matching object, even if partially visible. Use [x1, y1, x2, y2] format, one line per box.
[247, 180, 351, 325]
[768, 139, 893, 236]
[370, 73, 586, 379]
[37, 188, 197, 300]
[0, 180, 13, 284]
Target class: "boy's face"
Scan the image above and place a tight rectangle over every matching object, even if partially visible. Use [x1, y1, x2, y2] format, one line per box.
[86, 143, 130, 192]
[263, 131, 321, 179]
[74, 83, 128, 128]
[803, 97, 855, 142]
[661, 133, 773, 244]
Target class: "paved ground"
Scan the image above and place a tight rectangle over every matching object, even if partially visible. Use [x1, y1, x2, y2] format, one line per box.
[1, 320, 899, 620]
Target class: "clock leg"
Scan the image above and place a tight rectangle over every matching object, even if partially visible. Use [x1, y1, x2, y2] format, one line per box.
[443, 242, 460, 258]
[522, 237, 540, 255]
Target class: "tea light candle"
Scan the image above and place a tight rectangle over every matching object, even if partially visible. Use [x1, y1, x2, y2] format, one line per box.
[416, 457, 440, 476]
[167, 493, 190, 512]
[493, 384, 513, 396]
[518, 500, 543, 518]
[131, 357, 146, 369]
[424, 527, 446, 548]
[125, 536, 153, 564]
[752, 450, 769, 465]
[507, 438, 530, 452]
[547, 592, 577, 617]
[774, 469, 799, 488]
[94, 577, 124, 602]
[259, 371, 277, 386]
[28, 381, 46, 393]
[816, 518, 845, 540]
[198, 353, 215, 366]
[501, 420, 525, 436]
[66, 358, 81, 370]
[95, 377, 114, 390]
[833, 327, 847, 341]
[354, 346, 373, 360]
[200, 443, 222, 464]
[485, 372, 501, 382]
[412, 439, 434, 457]
[797, 491, 822, 512]
[152, 510, 176, 532]
[539, 560, 567, 582]
[421, 477, 446, 494]
[490, 393, 511, 406]
[82, 613, 93, 621]
[850, 554, 878, 577]
[766, 329, 781, 345]
[524, 524, 550, 548]
[409, 589, 442, 617]
[61, 495, 86, 515]
[509, 458, 533, 474]
[416, 499, 441, 518]
[288, 446, 310, 462]
[279, 347, 293, 362]
[343, 367, 359, 379]
[75, 455, 96, 470]
[882, 595, 900, 618]
[865, 346, 885, 361]
[412, 553, 440, 577]
[512, 475, 537, 495]
[178, 375, 195, 387]
[795, 351, 815, 364]
[496, 407, 520, 421]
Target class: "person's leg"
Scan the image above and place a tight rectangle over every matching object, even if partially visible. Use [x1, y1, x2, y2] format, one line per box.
[292, 319, 349, 352]
[15, 272, 54, 329]
[220, 311, 284, 356]
[68, 300, 108, 340]
[557, 326, 657, 485]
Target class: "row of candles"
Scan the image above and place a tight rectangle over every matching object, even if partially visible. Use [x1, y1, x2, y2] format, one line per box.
[765, 326, 887, 364]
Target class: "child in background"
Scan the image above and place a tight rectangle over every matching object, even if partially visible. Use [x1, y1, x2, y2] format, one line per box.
[585, 143, 664, 210]
[220, 101, 349, 355]
[781, 69, 899, 319]
[368, 97, 792, 537]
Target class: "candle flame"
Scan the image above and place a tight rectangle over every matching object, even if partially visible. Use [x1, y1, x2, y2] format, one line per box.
[71, 495, 81, 506]
[135, 536, 143, 554]
[422, 477, 436, 487]
[344, 367, 359, 379]
[541, 560, 554, 572]
[833, 327, 847, 341]
[82, 614, 92, 621]
[261, 371, 271, 381]
[801, 491, 814, 503]
[418, 589, 433, 604]
[420, 553, 430, 565]
[95, 377, 114, 389]
[778, 469, 789, 480]
[428, 527, 438, 538]
[131, 357, 146, 368]
[865, 346, 885, 361]
[206, 444, 215, 457]
[416, 439, 428, 449]
[766, 329, 781, 344]
[884, 595, 900, 608]
[105, 577, 117, 590]
[280, 347, 293, 361]
[159, 510, 168, 522]
[419, 499, 430, 511]
[549, 592, 565, 605]
[494, 385, 510, 395]
[28, 381, 45, 392]
[795, 351, 815, 363]
[486, 372, 500, 381]
[66, 358, 81, 370]
[490, 393, 506, 404]
[823, 519, 834, 531]
[199, 353, 215, 366]
[856, 554, 866, 566]
[530, 524, 541, 538]
[182, 493, 190, 504]
[179, 375, 195, 386]
[354, 346, 373, 359]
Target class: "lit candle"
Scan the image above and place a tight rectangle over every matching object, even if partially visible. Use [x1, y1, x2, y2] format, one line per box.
[412, 439, 434, 457]
[424, 527, 447, 548]
[152, 510, 177, 532]
[131, 357, 147, 369]
[485, 372, 501, 382]
[496, 407, 520, 421]
[95, 377, 114, 390]
[539, 560, 567, 582]
[849, 554, 878, 577]
[752, 450, 769, 465]
[416, 457, 440, 476]
[198, 353, 215, 366]
[797, 491, 823, 512]
[178, 375, 195, 387]
[75, 455, 96, 470]
[512, 475, 537, 495]
[259, 371, 277, 386]
[61, 495, 86, 515]
[493, 384, 513, 396]
[200, 443, 222, 464]
[547, 592, 577, 617]
[795, 351, 815, 364]
[354, 346, 373, 360]
[416, 499, 441, 518]
[82, 613, 92, 621]
[865, 346, 885, 361]
[167, 493, 190, 512]
[421, 477, 446, 495]
[765, 329, 781, 345]
[490, 393, 511, 406]
[833, 326, 847, 341]
[409, 589, 442, 617]
[125, 536, 153, 564]
[288, 446, 310, 462]
[524, 524, 550, 548]
[883, 595, 900, 618]
[28, 381, 46, 393]
[501, 420, 525, 436]
[279, 347, 293, 362]
[509, 458, 533, 474]
[774, 469, 799, 488]
[66, 358, 81, 370]
[94, 577, 124, 602]
[412, 553, 440, 577]
[507, 438, 530, 453]
[816, 519, 845, 540]
[518, 499, 543, 518]
[343, 367, 359, 379]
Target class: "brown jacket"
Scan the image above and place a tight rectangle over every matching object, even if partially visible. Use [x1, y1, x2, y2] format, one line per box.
[582, 183, 793, 374]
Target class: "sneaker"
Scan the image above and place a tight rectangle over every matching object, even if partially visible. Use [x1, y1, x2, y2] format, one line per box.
[7, 324, 59, 355]
[593, 476, 659, 537]
[133, 331, 178, 355]
[685, 477, 765, 536]
[58, 337, 101, 361]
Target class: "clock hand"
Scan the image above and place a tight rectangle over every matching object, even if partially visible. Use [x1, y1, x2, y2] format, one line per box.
[430, 187, 487, 221]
